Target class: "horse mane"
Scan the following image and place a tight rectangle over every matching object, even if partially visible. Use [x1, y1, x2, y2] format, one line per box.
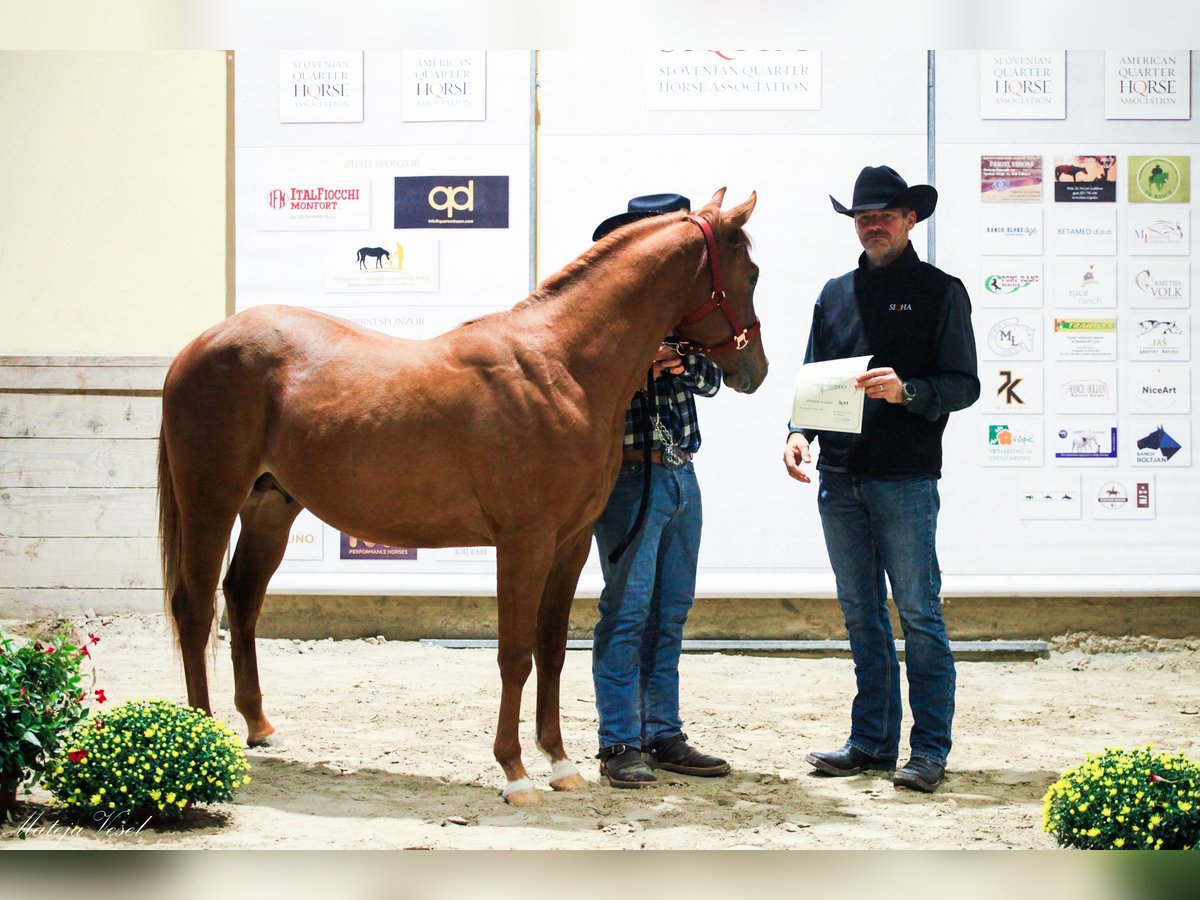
[457, 208, 749, 330]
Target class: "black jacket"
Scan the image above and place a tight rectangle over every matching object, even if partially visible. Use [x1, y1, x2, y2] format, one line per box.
[792, 242, 980, 478]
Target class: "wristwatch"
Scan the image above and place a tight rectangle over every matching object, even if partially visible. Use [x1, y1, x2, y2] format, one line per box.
[901, 381, 917, 406]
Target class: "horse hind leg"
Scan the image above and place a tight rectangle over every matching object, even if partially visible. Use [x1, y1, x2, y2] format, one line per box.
[222, 474, 303, 747]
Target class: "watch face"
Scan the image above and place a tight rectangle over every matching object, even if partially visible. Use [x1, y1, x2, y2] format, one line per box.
[903, 382, 916, 400]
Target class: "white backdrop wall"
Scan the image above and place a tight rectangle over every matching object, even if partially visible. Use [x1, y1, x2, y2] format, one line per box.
[232, 50, 1197, 600]
[935, 51, 1198, 594]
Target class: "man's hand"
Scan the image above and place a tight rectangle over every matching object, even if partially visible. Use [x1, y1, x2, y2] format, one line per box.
[651, 345, 686, 379]
[783, 432, 812, 483]
[856, 366, 903, 404]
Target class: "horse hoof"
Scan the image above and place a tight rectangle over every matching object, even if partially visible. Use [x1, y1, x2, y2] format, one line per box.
[247, 731, 281, 748]
[549, 772, 588, 792]
[503, 787, 543, 807]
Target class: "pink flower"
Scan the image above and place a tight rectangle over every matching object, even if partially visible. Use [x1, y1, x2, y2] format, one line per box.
[88, 633, 101, 645]
[94, 688, 107, 704]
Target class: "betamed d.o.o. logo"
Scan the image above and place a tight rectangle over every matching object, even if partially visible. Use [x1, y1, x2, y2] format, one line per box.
[394, 175, 509, 228]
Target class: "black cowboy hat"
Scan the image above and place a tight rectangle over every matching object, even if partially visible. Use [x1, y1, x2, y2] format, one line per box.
[593, 192, 692, 241]
[830, 165, 937, 222]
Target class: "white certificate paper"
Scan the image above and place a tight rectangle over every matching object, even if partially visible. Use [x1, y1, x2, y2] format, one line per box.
[790, 355, 873, 434]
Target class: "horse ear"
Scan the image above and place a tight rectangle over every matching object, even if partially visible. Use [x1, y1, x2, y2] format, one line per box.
[725, 191, 757, 230]
[701, 187, 728, 212]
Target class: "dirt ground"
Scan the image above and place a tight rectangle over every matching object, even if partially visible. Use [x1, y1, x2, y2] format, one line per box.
[2, 612, 1199, 851]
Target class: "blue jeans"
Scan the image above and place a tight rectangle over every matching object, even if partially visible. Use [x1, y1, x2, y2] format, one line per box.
[592, 461, 702, 750]
[817, 471, 955, 765]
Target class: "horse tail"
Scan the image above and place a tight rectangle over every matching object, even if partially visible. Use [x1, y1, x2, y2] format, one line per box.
[157, 422, 183, 641]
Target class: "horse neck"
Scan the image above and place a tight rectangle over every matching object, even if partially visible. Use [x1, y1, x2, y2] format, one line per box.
[540, 225, 708, 406]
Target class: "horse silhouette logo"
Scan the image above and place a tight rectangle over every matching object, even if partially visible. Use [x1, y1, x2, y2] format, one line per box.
[357, 247, 390, 269]
[1135, 319, 1182, 337]
[1137, 425, 1182, 460]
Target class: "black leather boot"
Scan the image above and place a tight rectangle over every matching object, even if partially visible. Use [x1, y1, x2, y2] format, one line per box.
[597, 744, 657, 788]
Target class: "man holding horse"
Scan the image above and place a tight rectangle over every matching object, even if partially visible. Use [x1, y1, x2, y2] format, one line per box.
[590, 193, 733, 789]
[783, 166, 979, 793]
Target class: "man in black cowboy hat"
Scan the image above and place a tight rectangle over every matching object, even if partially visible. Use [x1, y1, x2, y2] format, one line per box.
[589, 192, 731, 789]
[782, 165, 979, 793]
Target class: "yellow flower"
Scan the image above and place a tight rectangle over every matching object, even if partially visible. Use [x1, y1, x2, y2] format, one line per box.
[1085, 828, 1101, 837]
[166, 792, 176, 804]
[149, 790, 161, 801]
[89, 794, 101, 805]
[1180, 802, 1194, 813]
[1113, 838, 1125, 848]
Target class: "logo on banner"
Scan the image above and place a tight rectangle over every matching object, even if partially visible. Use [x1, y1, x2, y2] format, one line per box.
[1096, 481, 1128, 510]
[1132, 218, 1186, 247]
[339, 533, 418, 560]
[1136, 425, 1183, 462]
[1131, 156, 1189, 203]
[988, 318, 1037, 356]
[394, 175, 509, 228]
[997, 370, 1025, 406]
[1134, 267, 1185, 302]
[983, 272, 1039, 296]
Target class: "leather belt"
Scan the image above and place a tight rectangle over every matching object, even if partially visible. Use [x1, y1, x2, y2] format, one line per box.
[623, 448, 691, 466]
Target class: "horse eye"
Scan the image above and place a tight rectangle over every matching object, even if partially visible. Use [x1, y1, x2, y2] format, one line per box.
[749, 268, 760, 286]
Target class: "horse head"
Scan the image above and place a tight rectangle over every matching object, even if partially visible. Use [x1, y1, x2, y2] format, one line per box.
[675, 188, 768, 394]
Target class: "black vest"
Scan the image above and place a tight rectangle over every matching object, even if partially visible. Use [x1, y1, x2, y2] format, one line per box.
[813, 244, 963, 477]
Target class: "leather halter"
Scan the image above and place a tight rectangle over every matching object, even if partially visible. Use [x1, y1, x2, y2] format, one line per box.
[674, 214, 761, 355]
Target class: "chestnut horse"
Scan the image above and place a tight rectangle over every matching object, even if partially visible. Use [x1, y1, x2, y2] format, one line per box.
[157, 189, 767, 805]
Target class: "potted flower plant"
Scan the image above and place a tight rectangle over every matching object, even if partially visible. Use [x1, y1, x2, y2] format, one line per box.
[1, 626, 96, 816]
[43, 698, 251, 824]
[1043, 745, 1200, 850]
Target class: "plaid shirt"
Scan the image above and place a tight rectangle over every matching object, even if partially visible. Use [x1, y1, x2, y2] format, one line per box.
[623, 351, 721, 454]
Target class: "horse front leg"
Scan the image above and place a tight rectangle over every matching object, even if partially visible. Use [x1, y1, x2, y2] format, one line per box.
[534, 528, 592, 793]
[493, 532, 555, 806]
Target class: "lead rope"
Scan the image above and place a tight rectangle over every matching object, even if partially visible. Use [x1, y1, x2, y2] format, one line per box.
[607, 366, 656, 564]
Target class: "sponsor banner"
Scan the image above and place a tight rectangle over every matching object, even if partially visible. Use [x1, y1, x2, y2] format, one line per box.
[979, 51, 1066, 119]
[321, 304, 496, 341]
[435, 546, 498, 563]
[1053, 365, 1117, 414]
[978, 311, 1043, 361]
[1105, 51, 1191, 120]
[401, 50, 487, 122]
[1129, 314, 1190, 361]
[1087, 474, 1155, 520]
[1127, 364, 1191, 415]
[1129, 419, 1191, 467]
[258, 178, 372, 231]
[1052, 206, 1117, 256]
[978, 260, 1043, 308]
[1053, 422, 1119, 465]
[1054, 258, 1116, 308]
[279, 51, 364, 124]
[980, 155, 1043, 202]
[394, 175, 509, 228]
[1053, 155, 1117, 202]
[980, 208, 1043, 255]
[982, 365, 1044, 414]
[1128, 260, 1189, 308]
[339, 533, 418, 560]
[324, 235, 440, 294]
[1053, 317, 1117, 361]
[646, 50, 821, 111]
[1017, 474, 1082, 520]
[283, 510, 325, 562]
[1128, 208, 1190, 255]
[1129, 155, 1190, 203]
[983, 421, 1044, 466]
